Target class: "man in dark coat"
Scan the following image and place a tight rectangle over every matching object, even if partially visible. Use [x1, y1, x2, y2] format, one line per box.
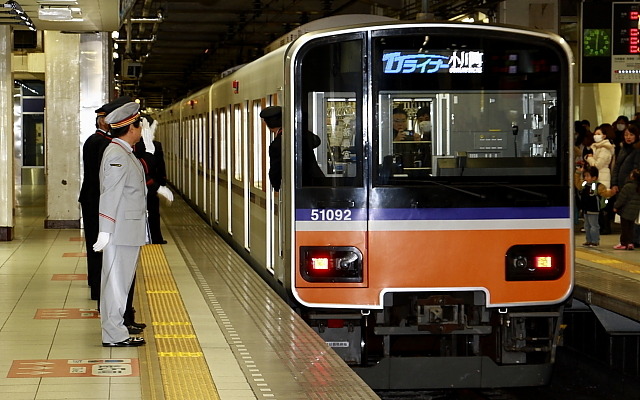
[133, 115, 172, 244]
[260, 106, 324, 192]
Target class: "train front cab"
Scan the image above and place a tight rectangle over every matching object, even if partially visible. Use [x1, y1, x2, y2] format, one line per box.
[288, 23, 574, 389]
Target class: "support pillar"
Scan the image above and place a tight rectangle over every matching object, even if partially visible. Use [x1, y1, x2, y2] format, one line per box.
[44, 31, 81, 229]
[0, 26, 14, 241]
[497, 0, 558, 33]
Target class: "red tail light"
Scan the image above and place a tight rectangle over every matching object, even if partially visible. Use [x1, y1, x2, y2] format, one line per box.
[300, 246, 363, 283]
[506, 245, 565, 281]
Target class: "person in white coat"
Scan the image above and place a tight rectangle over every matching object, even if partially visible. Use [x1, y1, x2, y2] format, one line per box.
[93, 102, 148, 347]
[586, 124, 617, 234]
[586, 125, 615, 188]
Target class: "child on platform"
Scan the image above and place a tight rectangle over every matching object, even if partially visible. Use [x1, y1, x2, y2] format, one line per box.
[575, 166, 616, 247]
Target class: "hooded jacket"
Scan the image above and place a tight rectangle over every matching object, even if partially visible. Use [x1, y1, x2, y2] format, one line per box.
[614, 180, 640, 222]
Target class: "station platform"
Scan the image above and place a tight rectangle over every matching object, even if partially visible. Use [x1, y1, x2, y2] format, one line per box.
[574, 225, 640, 323]
[1, 185, 639, 399]
[0, 185, 378, 400]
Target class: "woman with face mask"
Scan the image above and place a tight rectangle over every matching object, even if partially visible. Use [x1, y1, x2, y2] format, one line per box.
[586, 125, 615, 188]
[588, 123, 617, 234]
[613, 115, 630, 156]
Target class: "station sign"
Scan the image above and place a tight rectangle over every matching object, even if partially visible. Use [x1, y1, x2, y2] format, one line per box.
[383, 50, 483, 74]
[8, 359, 139, 378]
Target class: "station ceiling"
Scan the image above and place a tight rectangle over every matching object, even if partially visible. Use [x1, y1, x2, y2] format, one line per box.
[10, 0, 579, 109]
[117, 0, 508, 109]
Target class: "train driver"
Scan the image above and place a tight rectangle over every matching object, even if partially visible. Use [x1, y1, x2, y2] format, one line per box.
[261, 106, 285, 192]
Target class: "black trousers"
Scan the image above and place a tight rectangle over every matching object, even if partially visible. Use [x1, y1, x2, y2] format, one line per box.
[81, 201, 101, 300]
[619, 217, 635, 246]
[147, 192, 164, 243]
[123, 277, 136, 325]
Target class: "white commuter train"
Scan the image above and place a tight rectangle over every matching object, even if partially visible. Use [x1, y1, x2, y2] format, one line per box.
[155, 16, 574, 389]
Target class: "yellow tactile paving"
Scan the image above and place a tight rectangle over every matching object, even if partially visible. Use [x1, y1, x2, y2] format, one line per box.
[575, 249, 640, 274]
[139, 244, 220, 400]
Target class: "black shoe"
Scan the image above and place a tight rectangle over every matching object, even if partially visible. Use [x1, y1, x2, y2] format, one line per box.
[127, 321, 146, 329]
[102, 337, 145, 347]
[127, 325, 143, 334]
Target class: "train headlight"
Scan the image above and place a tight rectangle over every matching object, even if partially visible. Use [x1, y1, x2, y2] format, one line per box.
[300, 246, 363, 283]
[505, 244, 565, 281]
[513, 255, 529, 270]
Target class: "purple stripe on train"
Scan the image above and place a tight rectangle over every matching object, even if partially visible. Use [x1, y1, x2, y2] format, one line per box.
[295, 207, 570, 221]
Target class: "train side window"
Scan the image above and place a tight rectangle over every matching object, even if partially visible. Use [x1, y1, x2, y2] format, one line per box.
[251, 100, 264, 190]
[219, 108, 227, 173]
[296, 36, 364, 188]
[233, 104, 243, 182]
[198, 114, 205, 170]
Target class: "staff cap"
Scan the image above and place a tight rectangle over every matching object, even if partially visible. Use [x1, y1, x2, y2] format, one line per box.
[105, 102, 140, 128]
[95, 96, 133, 116]
[260, 106, 281, 119]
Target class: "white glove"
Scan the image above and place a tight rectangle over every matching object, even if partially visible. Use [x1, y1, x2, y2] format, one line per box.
[157, 185, 174, 204]
[93, 232, 111, 252]
[141, 119, 157, 155]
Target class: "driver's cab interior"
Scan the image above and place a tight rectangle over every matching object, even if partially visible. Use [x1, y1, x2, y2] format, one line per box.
[378, 90, 558, 182]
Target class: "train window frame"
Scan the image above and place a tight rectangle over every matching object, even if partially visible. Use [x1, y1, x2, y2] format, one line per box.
[198, 113, 205, 171]
[251, 100, 264, 190]
[219, 107, 227, 174]
[369, 26, 570, 187]
[233, 103, 244, 182]
[293, 33, 366, 189]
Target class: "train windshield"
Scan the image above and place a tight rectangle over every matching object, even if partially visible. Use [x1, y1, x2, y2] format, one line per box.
[371, 28, 567, 186]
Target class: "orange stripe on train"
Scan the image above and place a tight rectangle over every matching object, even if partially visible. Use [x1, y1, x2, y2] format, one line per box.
[294, 229, 572, 307]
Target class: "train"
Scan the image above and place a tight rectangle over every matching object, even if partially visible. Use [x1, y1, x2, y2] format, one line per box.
[154, 15, 574, 389]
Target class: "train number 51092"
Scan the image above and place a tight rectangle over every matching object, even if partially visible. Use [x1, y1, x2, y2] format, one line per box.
[310, 209, 352, 221]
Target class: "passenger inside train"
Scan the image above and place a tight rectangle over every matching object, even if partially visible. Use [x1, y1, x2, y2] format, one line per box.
[378, 91, 559, 180]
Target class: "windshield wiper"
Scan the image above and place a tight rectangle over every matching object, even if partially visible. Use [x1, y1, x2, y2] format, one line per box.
[427, 180, 486, 199]
[493, 183, 547, 199]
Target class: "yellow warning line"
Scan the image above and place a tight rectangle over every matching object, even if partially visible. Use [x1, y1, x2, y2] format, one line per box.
[139, 244, 220, 400]
[575, 249, 640, 274]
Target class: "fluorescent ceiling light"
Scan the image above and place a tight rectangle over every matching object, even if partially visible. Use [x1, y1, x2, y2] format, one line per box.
[38, 5, 83, 21]
[38, 7, 72, 20]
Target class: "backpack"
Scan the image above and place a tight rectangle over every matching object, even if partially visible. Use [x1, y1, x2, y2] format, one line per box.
[581, 181, 607, 211]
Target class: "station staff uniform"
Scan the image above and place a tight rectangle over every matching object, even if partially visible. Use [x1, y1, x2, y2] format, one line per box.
[96, 102, 147, 346]
[79, 96, 131, 301]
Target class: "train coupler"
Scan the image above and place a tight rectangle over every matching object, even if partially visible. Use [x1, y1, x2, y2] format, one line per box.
[416, 295, 466, 333]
